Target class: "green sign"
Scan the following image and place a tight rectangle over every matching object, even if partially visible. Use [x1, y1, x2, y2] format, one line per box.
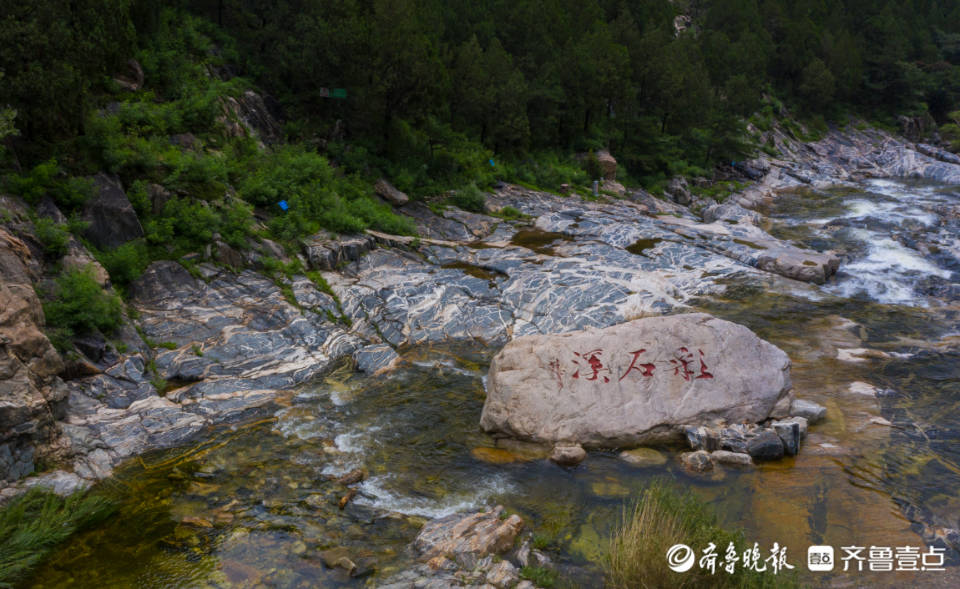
[332, 88, 347, 99]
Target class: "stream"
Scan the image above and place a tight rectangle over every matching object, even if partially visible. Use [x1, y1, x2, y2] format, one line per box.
[25, 179, 960, 588]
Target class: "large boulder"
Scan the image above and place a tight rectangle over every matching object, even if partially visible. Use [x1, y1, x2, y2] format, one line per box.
[83, 173, 144, 250]
[595, 150, 617, 180]
[373, 179, 409, 207]
[480, 313, 793, 447]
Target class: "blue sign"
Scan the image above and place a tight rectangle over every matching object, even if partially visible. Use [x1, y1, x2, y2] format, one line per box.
[278, 200, 289, 211]
[489, 159, 496, 167]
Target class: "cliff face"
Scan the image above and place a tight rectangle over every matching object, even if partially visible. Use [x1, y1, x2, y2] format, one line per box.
[0, 204, 68, 486]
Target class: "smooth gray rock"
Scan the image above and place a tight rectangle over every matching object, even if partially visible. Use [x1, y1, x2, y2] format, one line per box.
[681, 450, 714, 472]
[481, 313, 793, 447]
[702, 202, 763, 225]
[374, 179, 410, 206]
[790, 399, 827, 424]
[83, 173, 144, 249]
[747, 430, 785, 461]
[772, 417, 808, 456]
[549, 443, 587, 466]
[711, 450, 754, 467]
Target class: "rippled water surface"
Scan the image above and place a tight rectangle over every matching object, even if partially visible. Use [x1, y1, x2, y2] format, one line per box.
[27, 180, 960, 588]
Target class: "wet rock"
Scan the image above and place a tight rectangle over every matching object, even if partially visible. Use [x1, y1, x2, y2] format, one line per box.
[482, 313, 792, 447]
[83, 173, 144, 249]
[702, 202, 763, 225]
[413, 505, 524, 568]
[549, 443, 586, 466]
[353, 343, 400, 375]
[790, 399, 826, 424]
[680, 450, 714, 472]
[747, 430, 785, 461]
[711, 450, 753, 467]
[916, 143, 960, 166]
[771, 417, 808, 456]
[619, 447, 667, 468]
[319, 547, 358, 574]
[336, 468, 366, 485]
[471, 447, 519, 464]
[486, 559, 519, 588]
[494, 438, 550, 460]
[374, 179, 410, 207]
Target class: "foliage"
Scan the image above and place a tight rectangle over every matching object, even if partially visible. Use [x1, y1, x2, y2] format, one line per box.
[95, 240, 151, 288]
[0, 487, 116, 588]
[3, 160, 93, 211]
[32, 218, 71, 259]
[604, 481, 801, 589]
[520, 565, 558, 588]
[41, 265, 124, 350]
[447, 183, 487, 213]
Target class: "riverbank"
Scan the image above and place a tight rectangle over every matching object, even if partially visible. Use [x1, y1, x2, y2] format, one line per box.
[4, 123, 960, 586]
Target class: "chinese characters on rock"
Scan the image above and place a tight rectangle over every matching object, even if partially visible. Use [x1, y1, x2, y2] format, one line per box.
[550, 346, 715, 391]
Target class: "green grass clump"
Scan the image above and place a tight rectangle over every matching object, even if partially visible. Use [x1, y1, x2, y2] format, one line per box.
[40, 265, 123, 352]
[447, 183, 487, 213]
[0, 487, 115, 588]
[604, 481, 802, 589]
[32, 218, 70, 259]
[520, 565, 559, 588]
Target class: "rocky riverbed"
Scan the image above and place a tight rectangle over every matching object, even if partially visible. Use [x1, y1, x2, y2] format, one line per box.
[4, 123, 960, 587]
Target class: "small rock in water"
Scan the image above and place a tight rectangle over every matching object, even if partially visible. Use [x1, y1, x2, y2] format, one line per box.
[471, 447, 519, 464]
[771, 417, 808, 456]
[414, 505, 524, 567]
[680, 450, 714, 472]
[747, 430, 785, 461]
[549, 443, 587, 466]
[848, 381, 879, 397]
[495, 438, 550, 460]
[338, 488, 358, 510]
[336, 468, 366, 485]
[319, 547, 357, 575]
[790, 399, 826, 424]
[486, 559, 519, 588]
[711, 450, 754, 467]
[619, 447, 668, 468]
[181, 516, 213, 528]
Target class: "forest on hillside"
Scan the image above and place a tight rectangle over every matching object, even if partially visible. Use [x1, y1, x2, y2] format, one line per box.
[4, 1, 960, 182]
[0, 0, 959, 285]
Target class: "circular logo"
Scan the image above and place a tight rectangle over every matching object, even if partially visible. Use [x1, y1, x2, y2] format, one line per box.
[666, 544, 695, 573]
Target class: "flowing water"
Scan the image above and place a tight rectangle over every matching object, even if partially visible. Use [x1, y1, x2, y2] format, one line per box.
[25, 180, 960, 588]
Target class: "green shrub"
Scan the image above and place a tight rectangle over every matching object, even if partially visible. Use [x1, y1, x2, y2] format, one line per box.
[33, 218, 70, 259]
[448, 183, 486, 213]
[96, 240, 151, 288]
[3, 160, 93, 210]
[0, 487, 115, 588]
[41, 266, 124, 351]
[604, 481, 801, 589]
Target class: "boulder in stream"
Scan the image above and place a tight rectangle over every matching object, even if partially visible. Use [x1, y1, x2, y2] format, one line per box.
[480, 313, 793, 447]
